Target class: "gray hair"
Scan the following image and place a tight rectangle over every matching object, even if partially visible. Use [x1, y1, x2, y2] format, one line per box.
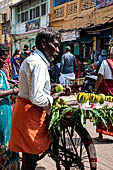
[35, 28, 60, 48]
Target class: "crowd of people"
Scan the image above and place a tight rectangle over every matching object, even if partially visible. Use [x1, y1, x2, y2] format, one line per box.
[0, 28, 113, 169]
[3, 44, 36, 82]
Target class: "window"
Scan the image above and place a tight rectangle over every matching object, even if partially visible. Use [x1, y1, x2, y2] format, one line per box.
[17, 7, 20, 13]
[41, 3, 46, 16]
[2, 21, 10, 35]
[36, 6, 40, 18]
[18, 14, 21, 22]
[25, 11, 28, 21]
[53, 0, 74, 7]
[2, 23, 7, 35]
[30, 6, 40, 20]
[30, 9, 35, 20]
[17, 0, 46, 23]
[21, 13, 25, 22]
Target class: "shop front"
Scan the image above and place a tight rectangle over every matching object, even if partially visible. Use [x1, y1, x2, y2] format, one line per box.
[61, 29, 80, 55]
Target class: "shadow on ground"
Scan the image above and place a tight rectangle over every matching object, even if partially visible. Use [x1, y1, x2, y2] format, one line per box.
[92, 138, 113, 144]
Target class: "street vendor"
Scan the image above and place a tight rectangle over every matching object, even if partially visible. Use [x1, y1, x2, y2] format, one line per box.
[9, 29, 64, 170]
[94, 47, 113, 141]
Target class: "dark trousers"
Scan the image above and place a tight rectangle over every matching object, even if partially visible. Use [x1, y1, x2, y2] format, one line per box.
[21, 152, 39, 170]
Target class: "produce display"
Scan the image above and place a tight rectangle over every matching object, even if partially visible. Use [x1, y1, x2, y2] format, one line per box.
[49, 85, 113, 136]
[75, 92, 113, 104]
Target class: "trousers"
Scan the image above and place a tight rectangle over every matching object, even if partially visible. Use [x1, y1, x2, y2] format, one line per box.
[21, 152, 39, 170]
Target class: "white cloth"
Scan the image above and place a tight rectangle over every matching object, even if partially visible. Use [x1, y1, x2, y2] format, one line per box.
[18, 49, 53, 114]
[59, 73, 75, 85]
[98, 60, 113, 79]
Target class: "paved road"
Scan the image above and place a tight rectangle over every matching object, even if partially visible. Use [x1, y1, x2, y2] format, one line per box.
[36, 120, 113, 170]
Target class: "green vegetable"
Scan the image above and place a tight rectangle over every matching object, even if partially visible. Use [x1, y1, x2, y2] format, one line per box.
[48, 104, 113, 137]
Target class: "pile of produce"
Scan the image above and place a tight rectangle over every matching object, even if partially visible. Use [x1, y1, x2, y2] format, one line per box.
[75, 92, 113, 104]
[48, 85, 113, 136]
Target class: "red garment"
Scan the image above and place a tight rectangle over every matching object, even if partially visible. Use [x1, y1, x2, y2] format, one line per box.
[98, 80, 113, 95]
[106, 59, 113, 74]
[96, 120, 113, 137]
[10, 96, 51, 154]
[96, 60, 113, 136]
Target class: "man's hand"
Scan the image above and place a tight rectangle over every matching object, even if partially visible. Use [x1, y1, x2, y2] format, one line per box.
[12, 88, 19, 95]
[52, 91, 65, 101]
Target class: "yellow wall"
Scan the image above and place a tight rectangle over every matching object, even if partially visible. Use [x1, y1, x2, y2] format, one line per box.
[50, 0, 113, 31]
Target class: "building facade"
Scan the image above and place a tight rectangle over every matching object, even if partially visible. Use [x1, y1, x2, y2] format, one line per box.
[10, 0, 50, 53]
[49, 0, 113, 62]
[0, 0, 21, 53]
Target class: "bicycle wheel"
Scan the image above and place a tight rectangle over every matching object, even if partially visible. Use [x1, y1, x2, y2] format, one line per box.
[55, 123, 97, 170]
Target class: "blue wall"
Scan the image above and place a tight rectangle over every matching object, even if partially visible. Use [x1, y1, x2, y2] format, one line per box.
[53, 0, 73, 7]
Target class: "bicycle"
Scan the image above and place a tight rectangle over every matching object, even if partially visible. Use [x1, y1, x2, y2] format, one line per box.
[9, 81, 97, 169]
[37, 115, 97, 170]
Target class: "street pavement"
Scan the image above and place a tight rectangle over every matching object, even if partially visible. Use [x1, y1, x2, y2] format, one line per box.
[36, 120, 113, 170]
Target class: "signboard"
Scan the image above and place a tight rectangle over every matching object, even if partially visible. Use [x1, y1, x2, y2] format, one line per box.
[25, 19, 40, 32]
[105, 0, 113, 6]
[61, 30, 80, 42]
[96, 0, 113, 8]
[96, 0, 105, 8]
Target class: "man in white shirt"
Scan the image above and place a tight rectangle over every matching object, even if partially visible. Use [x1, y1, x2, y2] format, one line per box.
[94, 47, 113, 141]
[94, 47, 113, 95]
[10, 29, 62, 170]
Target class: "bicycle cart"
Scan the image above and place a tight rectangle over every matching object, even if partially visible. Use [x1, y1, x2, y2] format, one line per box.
[37, 99, 97, 170]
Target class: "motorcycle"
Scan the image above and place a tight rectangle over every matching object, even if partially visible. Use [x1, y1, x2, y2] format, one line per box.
[82, 68, 98, 92]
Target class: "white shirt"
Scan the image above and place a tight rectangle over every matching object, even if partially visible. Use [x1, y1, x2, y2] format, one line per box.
[18, 49, 53, 113]
[98, 60, 113, 79]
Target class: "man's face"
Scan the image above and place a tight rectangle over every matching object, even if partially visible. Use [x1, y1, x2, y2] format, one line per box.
[45, 39, 60, 61]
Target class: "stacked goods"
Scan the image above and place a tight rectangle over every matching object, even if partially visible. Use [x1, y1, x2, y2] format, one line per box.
[75, 92, 113, 104]
[48, 87, 113, 136]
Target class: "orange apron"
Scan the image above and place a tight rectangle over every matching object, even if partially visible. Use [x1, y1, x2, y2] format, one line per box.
[9, 96, 51, 154]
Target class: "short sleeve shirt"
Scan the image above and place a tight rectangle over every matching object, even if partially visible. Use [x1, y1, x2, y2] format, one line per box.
[98, 60, 113, 80]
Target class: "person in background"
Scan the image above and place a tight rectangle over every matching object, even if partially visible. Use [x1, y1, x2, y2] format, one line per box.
[75, 55, 81, 78]
[20, 44, 31, 64]
[0, 43, 20, 169]
[9, 28, 64, 170]
[2, 50, 11, 80]
[11, 49, 21, 80]
[94, 47, 113, 141]
[97, 49, 107, 67]
[31, 46, 36, 54]
[59, 46, 77, 85]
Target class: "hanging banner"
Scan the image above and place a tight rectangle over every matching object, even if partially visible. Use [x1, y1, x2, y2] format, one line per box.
[96, 0, 113, 8]
[105, 0, 113, 6]
[96, 0, 105, 8]
[25, 19, 40, 32]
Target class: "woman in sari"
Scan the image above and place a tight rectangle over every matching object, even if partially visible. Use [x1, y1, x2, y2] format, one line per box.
[0, 43, 20, 169]
[2, 51, 11, 80]
[11, 49, 20, 80]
